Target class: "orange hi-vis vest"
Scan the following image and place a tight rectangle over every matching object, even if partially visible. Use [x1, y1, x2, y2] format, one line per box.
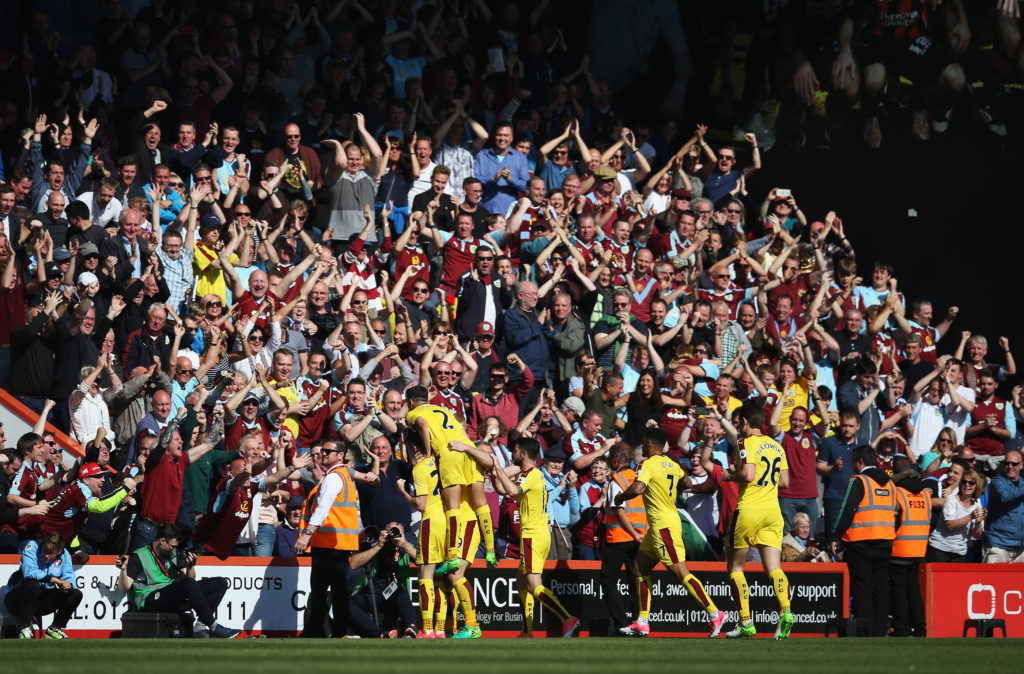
[892, 486, 932, 559]
[606, 469, 648, 544]
[299, 464, 359, 551]
[842, 474, 897, 543]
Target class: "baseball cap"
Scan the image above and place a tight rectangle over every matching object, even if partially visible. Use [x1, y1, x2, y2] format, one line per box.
[286, 494, 305, 510]
[53, 247, 72, 262]
[592, 166, 616, 181]
[44, 261, 62, 278]
[79, 462, 109, 479]
[476, 322, 495, 338]
[79, 242, 99, 257]
[671, 188, 692, 200]
[77, 271, 99, 286]
[199, 213, 221, 229]
[560, 396, 585, 417]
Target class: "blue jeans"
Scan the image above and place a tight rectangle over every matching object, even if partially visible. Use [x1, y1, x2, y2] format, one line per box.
[129, 518, 160, 553]
[823, 498, 844, 542]
[253, 523, 276, 557]
[16, 396, 53, 421]
[780, 497, 820, 533]
[574, 541, 599, 561]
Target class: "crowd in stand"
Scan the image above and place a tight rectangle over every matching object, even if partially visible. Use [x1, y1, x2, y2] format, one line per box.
[2, 0, 1024, 639]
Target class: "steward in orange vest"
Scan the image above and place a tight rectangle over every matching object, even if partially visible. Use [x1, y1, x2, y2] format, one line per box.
[600, 446, 648, 635]
[294, 443, 362, 637]
[831, 446, 898, 637]
[890, 473, 934, 637]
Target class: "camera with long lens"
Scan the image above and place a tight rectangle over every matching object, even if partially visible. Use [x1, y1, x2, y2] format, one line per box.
[358, 526, 381, 550]
[387, 526, 402, 540]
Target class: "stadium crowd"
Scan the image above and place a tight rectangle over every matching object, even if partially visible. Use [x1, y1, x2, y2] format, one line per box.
[3, 0, 1024, 640]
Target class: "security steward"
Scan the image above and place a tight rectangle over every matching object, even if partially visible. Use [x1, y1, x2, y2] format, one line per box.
[601, 445, 648, 636]
[890, 465, 933, 637]
[830, 445, 898, 637]
[294, 439, 362, 638]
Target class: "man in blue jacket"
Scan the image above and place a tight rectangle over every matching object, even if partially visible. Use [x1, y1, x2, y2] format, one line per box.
[3, 532, 83, 639]
[502, 281, 549, 410]
[983, 450, 1024, 563]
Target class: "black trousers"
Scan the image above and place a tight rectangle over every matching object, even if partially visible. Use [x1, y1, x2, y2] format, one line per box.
[845, 541, 892, 637]
[889, 560, 925, 637]
[144, 576, 229, 626]
[303, 548, 351, 638]
[600, 540, 639, 633]
[349, 584, 417, 637]
[4, 580, 83, 628]
[926, 545, 965, 563]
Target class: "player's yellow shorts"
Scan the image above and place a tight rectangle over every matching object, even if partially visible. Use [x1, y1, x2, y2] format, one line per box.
[639, 523, 687, 566]
[417, 512, 447, 566]
[519, 531, 551, 575]
[457, 513, 481, 562]
[728, 508, 784, 550]
[437, 449, 468, 488]
[462, 450, 484, 484]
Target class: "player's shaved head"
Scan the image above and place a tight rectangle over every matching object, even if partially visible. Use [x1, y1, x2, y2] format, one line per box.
[642, 428, 668, 455]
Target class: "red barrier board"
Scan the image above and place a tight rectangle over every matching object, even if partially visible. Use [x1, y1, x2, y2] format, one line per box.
[923, 563, 1024, 637]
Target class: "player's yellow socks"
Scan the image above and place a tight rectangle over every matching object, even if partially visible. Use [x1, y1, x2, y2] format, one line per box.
[475, 505, 495, 554]
[729, 571, 751, 623]
[445, 509, 460, 560]
[445, 588, 458, 634]
[532, 585, 572, 623]
[434, 584, 448, 632]
[769, 569, 791, 612]
[637, 575, 652, 621]
[520, 589, 535, 634]
[683, 573, 718, 615]
[419, 578, 435, 633]
[454, 577, 478, 628]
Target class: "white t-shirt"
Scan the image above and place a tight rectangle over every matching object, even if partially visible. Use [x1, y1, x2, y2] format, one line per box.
[910, 400, 947, 460]
[943, 386, 976, 443]
[928, 491, 979, 555]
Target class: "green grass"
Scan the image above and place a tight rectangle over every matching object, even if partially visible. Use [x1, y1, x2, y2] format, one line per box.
[4, 639, 1023, 674]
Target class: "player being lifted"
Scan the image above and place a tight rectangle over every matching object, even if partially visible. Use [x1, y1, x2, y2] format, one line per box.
[615, 428, 727, 637]
[719, 402, 795, 639]
[405, 386, 497, 573]
[453, 437, 581, 638]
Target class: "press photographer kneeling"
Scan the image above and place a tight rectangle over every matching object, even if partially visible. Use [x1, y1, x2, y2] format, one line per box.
[116, 524, 239, 638]
[349, 522, 418, 638]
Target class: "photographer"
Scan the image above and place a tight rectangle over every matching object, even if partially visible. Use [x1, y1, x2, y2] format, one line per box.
[116, 523, 238, 638]
[348, 522, 418, 638]
[3, 532, 83, 639]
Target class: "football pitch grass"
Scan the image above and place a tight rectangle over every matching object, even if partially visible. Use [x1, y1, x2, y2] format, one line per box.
[4, 638, 1021, 674]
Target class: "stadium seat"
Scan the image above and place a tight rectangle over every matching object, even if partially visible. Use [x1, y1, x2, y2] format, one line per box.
[962, 619, 1006, 638]
[824, 617, 869, 637]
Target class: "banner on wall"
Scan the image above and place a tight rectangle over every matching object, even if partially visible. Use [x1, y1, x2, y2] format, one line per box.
[924, 563, 1024, 637]
[0, 556, 846, 637]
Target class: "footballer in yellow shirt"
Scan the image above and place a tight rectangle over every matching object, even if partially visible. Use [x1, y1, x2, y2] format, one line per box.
[409, 442, 446, 638]
[721, 402, 795, 640]
[455, 437, 580, 638]
[406, 386, 497, 573]
[614, 428, 725, 638]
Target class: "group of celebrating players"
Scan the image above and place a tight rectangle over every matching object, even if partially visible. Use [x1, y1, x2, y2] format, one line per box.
[405, 387, 794, 639]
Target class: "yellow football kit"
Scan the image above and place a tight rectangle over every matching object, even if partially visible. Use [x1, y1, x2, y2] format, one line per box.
[730, 434, 788, 549]
[636, 456, 687, 566]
